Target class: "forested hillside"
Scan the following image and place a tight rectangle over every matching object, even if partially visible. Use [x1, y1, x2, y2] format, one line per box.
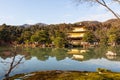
[0, 19, 120, 47]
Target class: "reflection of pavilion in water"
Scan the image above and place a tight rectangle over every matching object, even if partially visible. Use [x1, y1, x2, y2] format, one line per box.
[67, 49, 88, 61]
[67, 49, 88, 54]
[106, 51, 117, 60]
[1, 47, 120, 61]
[106, 55, 116, 60]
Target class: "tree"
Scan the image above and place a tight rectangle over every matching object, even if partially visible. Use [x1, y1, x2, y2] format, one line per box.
[75, 0, 120, 20]
[52, 31, 68, 48]
[108, 27, 120, 45]
[53, 37, 65, 48]
[95, 28, 108, 45]
[20, 31, 32, 43]
[0, 24, 11, 42]
[31, 30, 51, 44]
[31, 35, 39, 42]
[82, 31, 97, 43]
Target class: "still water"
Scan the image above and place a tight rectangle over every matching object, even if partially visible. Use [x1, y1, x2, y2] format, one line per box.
[0, 46, 120, 79]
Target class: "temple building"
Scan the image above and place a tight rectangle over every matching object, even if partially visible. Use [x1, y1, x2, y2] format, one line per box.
[67, 24, 86, 46]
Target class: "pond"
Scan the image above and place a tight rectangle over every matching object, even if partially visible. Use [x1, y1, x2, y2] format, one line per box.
[0, 46, 120, 79]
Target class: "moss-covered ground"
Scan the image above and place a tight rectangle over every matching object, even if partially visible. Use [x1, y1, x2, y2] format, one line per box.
[6, 70, 120, 80]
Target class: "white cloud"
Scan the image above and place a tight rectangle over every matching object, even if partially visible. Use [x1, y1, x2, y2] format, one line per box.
[0, 16, 14, 24]
[1, 16, 13, 20]
[25, 19, 37, 24]
[76, 12, 116, 22]
[63, 14, 73, 18]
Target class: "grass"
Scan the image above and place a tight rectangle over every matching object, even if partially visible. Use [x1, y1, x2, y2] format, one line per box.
[7, 70, 120, 80]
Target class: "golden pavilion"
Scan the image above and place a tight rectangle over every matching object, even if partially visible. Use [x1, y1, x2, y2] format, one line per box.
[67, 24, 86, 46]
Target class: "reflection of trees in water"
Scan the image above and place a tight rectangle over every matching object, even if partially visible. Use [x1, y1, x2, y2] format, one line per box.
[27, 48, 50, 61]
[0, 47, 14, 59]
[106, 46, 120, 61]
[108, 46, 120, 55]
[72, 45, 120, 61]
[0, 47, 72, 61]
[27, 48, 72, 61]
[69, 47, 104, 61]
[24, 46, 120, 61]
[0, 47, 31, 60]
[50, 48, 72, 61]
[93, 46, 108, 58]
[82, 45, 120, 61]
[1, 46, 120, 62]
[0, 47, 25, 80]
[82, 48, 96, 61]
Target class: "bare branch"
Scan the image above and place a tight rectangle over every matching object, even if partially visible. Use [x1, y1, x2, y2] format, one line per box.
[113, 0, 120, 4]
[75, 0, 120, 21]
[11, 56, 24, 69]
[4, 51, 24, 80]
[102, 0, 106, 5]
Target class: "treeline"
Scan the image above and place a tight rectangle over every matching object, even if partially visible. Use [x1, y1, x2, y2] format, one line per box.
[81, 19, 120, 46]
[0, 23, 73, 47]
[0, 19, 120, 47]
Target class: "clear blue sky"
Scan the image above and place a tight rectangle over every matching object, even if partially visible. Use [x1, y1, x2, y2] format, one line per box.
[0, 0, 119, 25]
